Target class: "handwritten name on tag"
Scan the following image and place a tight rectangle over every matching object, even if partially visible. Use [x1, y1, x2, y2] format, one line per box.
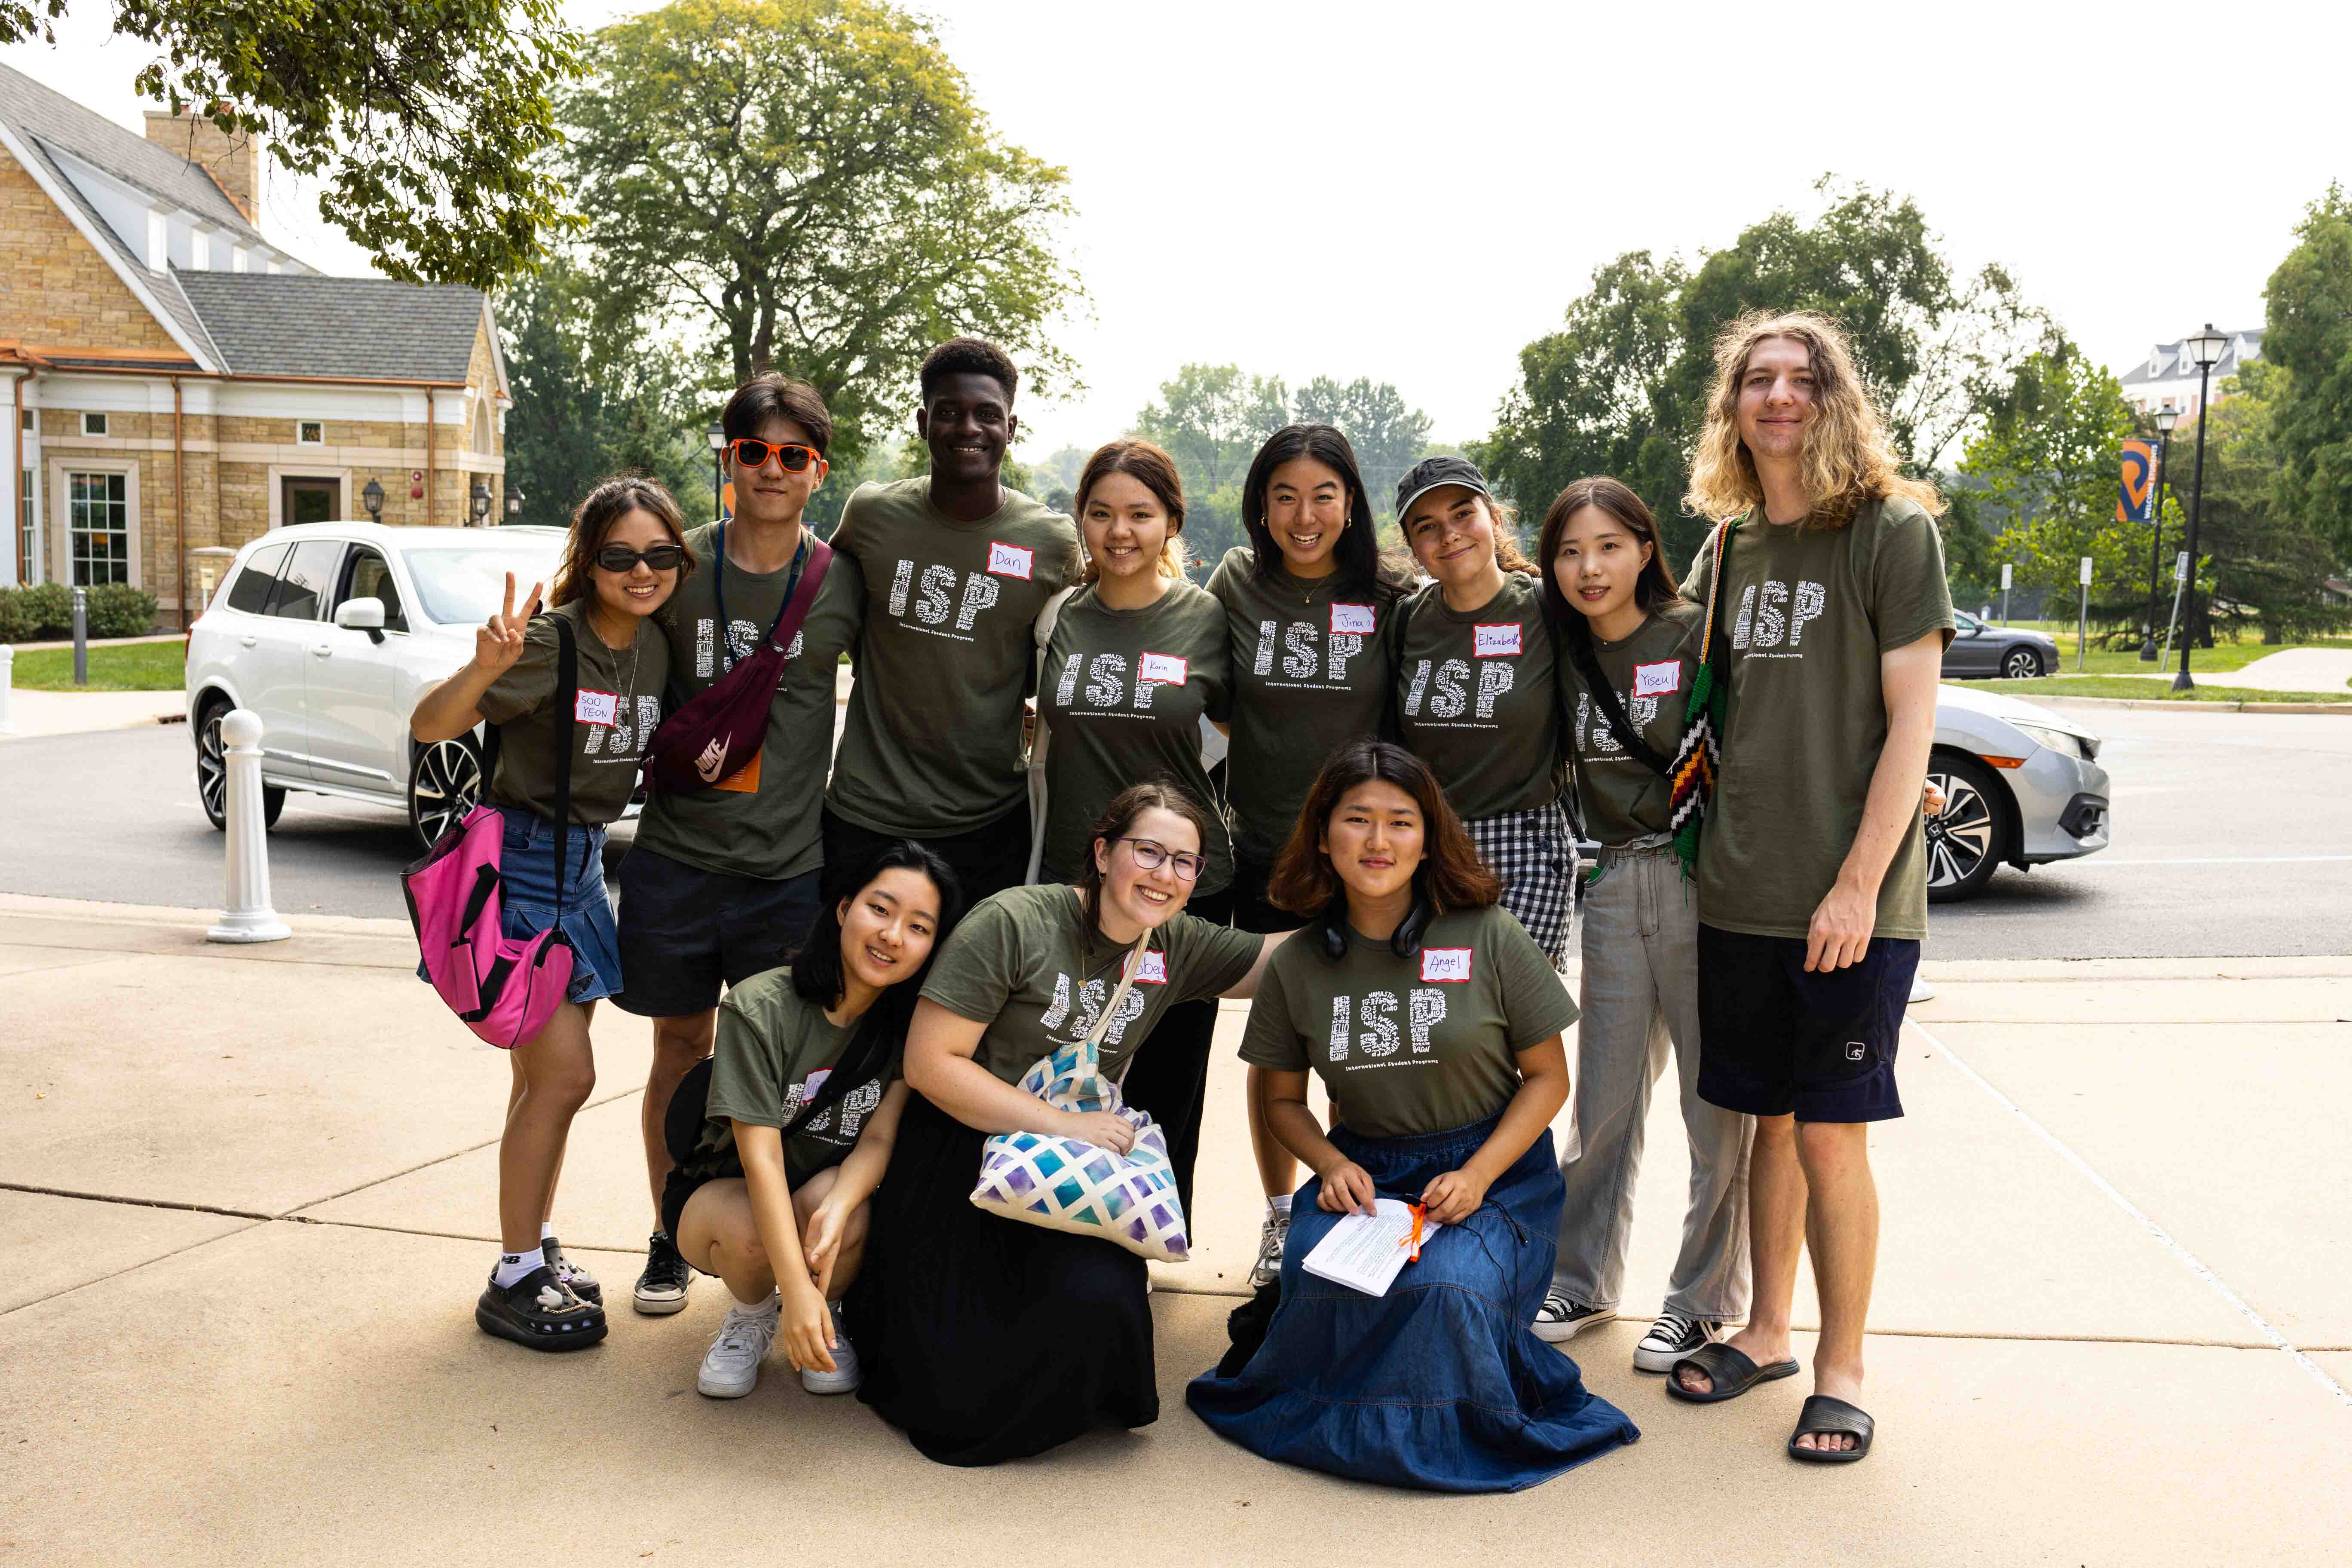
[1138, 651, 1188, 685]
[1129, 950, 1168, 984]
[1330, 602, 1377, 637]
[1633, 659, 1681, 698]
[986, 540, 1034, 579]
[1472, 623, 1522, 658]
[1420, 947, 1473, 983]
[574, 689, 619, 726]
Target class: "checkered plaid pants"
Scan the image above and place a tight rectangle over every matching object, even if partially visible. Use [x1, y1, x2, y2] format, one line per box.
[1466, 798, 1577, 967]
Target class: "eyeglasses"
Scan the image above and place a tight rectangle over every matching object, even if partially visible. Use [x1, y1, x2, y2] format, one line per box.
[593, 544, 687, 573]
[1120, 838, 1205, 882]
[728, 438, 824, 472]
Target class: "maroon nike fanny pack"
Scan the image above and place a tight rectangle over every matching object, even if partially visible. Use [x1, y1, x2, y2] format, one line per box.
[643, 527, 833, 795]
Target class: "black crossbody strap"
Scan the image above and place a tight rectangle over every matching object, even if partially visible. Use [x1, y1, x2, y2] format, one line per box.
[1565, 621, 1675, 781]
[550, 613, 578, 918]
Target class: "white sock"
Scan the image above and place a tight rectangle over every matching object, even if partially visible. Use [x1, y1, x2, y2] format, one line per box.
[1267, 1194, 1292, 1216]
[493, 1249, 542, 1288]
[539, 1222, 557, 1245]
[729, 1291, 780, 1317]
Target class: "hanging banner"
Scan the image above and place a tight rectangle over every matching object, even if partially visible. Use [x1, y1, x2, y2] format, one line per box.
[2117, 439, 2157, 525]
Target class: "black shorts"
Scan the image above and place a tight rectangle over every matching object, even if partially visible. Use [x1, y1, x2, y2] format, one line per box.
[1229, 855, 1295, 935]
[1694, 922, 1917, 1124]
[818, 802, 1032, 910]
[610, 846, 823, 1019]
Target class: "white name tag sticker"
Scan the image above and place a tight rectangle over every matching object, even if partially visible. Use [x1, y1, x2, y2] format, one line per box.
[986, 540, 1034, 579]
[799, 1068, 831, 1099]
[1330, 602, 1377, 636]
[574, 689, 619, 726]
[1473, 622, 1522, 658]
[1421, 947, 1473, 983]
[1129, 950, 1168, 984]
[1633, 659, 1681, 698]
[1138, 651, 1188, 685]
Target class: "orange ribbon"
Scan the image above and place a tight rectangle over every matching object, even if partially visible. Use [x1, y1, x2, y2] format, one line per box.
[1396, 1202, 1429, 1263]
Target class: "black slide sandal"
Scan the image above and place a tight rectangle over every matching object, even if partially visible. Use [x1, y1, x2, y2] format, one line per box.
[1788, 1394, 1874, 1462]
[1664, 1342, 1801, 1403]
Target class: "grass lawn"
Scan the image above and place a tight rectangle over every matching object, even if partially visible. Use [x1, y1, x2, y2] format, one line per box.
[1994, 675, 2351, 705]
[10, 640, 186, 692]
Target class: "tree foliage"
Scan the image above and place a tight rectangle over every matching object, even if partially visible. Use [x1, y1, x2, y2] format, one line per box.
[2263, 182, 2352, 562]
[1295, 376, 1433, 506]
[1480, 178, 2055, 574]
[559, 0, 1084, 460]
[2172, 363, 2349, 643]
[1962, 346, 2139, 607]
[2, 0, 582, 287]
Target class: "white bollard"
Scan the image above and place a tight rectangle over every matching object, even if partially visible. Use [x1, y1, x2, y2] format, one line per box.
[0, 643, 13, 734]
[207, 708, 291, 943]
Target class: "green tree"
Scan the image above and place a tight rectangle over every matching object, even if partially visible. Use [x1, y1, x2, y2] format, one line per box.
[560, 0, 1084, 460]
[1135, 364, 1291, 497]
[2263, 183, 2352, 562]
[1961, 346, 2140, 621]
[1295, 376, 1434, 515]
[2175, 363, 2349, 643]
[4, 1, 581, 286]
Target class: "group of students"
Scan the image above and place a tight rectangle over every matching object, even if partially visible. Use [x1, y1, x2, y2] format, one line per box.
[410, 308, 1953, 1488]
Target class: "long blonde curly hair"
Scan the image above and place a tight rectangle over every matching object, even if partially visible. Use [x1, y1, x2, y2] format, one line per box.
[1684, 310, 1945, 527]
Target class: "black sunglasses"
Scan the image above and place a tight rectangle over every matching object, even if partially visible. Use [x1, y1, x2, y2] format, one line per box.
[729, 437, 824, 473]
[593, 544, 687, 573]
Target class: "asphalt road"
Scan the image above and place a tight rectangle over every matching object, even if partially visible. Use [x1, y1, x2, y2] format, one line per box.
[5, 699, 2348, 959]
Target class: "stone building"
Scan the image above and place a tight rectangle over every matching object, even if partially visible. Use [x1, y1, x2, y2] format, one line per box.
[0, 64, 509, 626]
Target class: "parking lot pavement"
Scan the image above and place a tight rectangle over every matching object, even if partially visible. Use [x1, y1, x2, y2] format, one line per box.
[2, 897, 2347, 1563]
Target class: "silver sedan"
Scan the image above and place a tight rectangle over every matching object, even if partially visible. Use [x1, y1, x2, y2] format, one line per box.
[1926, 683, 2111, 900]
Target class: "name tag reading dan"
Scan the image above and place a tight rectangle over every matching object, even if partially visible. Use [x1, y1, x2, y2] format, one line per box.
[1128, 950, 1168, 984]
[575, 689, 619, 726]
[1138, 651, 1188, 685]
[1633, 659, 1681, 698]
[1330, 602, 1377, 637]
[1473, 623, 1522, 658]
[986, 540, 1034, 579]
[1420, 947, 1473, 983]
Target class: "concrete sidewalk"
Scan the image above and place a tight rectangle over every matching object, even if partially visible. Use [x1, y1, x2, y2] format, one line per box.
[2, 894, 2348, 1564]
[0, 686, 183, 738]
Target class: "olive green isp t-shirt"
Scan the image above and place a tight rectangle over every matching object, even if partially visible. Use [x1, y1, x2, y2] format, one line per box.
[478, 599, 670, 827]
[1038, 579, 1234, 892]
[1239, 903, 1577, 1141]
[1681, 496, 1956, 940]
[1394, 572, 1562, 821]
[1556, 599, 1707, 847]
[921, 883, 1263, 1086]
[826, 478, 1079, 836]
[1204, 546, 1404, 867]
[631, 523, 867, 882]
[671, 967, 896, 1190]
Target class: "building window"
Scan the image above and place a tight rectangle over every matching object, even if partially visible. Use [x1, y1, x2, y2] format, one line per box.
[67, 470, 130, 585]
[297, 421, 325, 445]
[17, 409, 33, 434]
[18, 468, 37, 586]
[81, 412, 109, 437]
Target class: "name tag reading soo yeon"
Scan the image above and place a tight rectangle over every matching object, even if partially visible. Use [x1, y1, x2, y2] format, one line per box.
[1137, 652, 1188, 686]
[1633, 660, 1681, 698]
[986, 541, 1034, 579]
[1472, 623, 1522, 658]
[1330, 602, 1377, 637]
[1128, 950, 1168, 984]
[575, 689, 619, 726]
[1420, 947, 1473, 983]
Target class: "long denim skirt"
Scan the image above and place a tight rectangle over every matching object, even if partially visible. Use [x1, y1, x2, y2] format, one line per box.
[1187, 1114, 1639, 1492]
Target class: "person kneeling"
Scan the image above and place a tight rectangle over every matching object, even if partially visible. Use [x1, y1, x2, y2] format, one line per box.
[1187, 740, 1640, 1491]
[662, 843, 962, 1398]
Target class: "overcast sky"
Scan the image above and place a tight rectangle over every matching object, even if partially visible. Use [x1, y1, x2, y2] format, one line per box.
[12, 1, 2344, 466]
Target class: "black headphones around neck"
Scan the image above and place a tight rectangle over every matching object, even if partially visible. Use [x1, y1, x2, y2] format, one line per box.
[1318, 889, 1435, 963]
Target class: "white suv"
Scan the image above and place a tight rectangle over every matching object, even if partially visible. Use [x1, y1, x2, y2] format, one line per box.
[184, 522, 571, 849]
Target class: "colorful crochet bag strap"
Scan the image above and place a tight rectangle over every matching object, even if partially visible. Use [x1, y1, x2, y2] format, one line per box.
[1666, 518, 1736, 878]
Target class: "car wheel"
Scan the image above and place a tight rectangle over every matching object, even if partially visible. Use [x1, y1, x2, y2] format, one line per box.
[2001, 646, 2043, 680]
[196, 699, 288, 831]
[1925, 750, 2011, 903]
[408, 733, 484, 851]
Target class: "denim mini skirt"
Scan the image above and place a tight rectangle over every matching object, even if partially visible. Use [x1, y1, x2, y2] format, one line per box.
[413, 806, 622, 1005]
[1188, 1113, 1639, 1492]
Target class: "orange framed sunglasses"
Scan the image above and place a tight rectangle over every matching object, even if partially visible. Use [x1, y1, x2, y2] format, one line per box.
[727, 437, 824, 473]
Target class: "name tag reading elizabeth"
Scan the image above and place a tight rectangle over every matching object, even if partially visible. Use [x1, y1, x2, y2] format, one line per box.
[1633, 659, 1681, 698]
[986, 541, 1034, 579]
[575, 689, 619, 726]
[1472, 623, 1522, 658]
[1138, 651, 1188, 685]
[1330, 602, 1377, 637]
[1128, 950, 1168, 984]
[1420, 947, 1473, 982]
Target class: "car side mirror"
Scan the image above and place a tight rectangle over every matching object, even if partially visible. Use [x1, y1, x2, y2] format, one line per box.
[335, 597, 387, 644]
[1962, 623, 1982, 638]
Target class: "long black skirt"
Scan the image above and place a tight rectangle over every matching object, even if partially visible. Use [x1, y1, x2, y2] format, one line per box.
[850, 1092, 1156, 1466]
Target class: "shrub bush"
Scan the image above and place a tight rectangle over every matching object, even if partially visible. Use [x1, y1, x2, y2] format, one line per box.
[18, 582, 71, 637]
[85, 582, 159, 637]
[0, 588, 34, 643]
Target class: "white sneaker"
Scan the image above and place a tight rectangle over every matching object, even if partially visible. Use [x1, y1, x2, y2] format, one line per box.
[1909, 976, 1936, 1004]
[1249, 1203, 1291, 1290]
[696, 1296, 779, 1399]
[800, 1302, 860, 1395]
[1633, 1311, 1721, 1373]
[1532, 1293, 1615, 1343]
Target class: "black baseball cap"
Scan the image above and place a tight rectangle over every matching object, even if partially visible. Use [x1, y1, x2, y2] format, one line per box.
[1394, 455, 1492, 522]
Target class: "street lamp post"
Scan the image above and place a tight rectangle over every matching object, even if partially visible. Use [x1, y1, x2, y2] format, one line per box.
[707, 424, 727, 522]
[2141, 406, 2178, 661]
[2172, 325, 2229, 694]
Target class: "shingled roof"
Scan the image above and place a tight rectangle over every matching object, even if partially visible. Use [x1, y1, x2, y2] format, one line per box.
[0, 64, 263, 241]
[175, 272, 486, 382]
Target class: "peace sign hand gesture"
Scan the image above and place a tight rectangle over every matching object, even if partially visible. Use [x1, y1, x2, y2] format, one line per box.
[472, 573, 543, 678]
